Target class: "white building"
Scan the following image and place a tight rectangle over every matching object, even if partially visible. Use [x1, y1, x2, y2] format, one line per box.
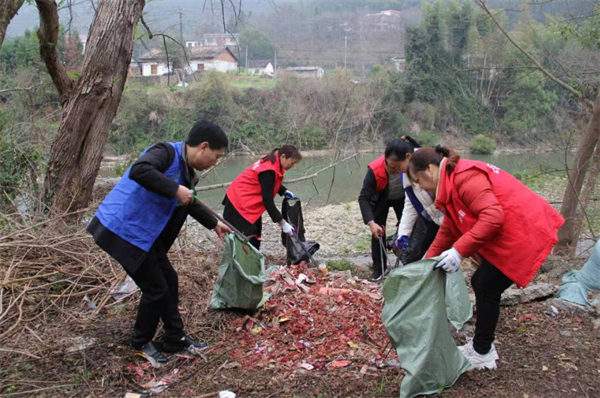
[186, 46, 238, 73]
[247, 60, 275, 76]
[282, 66, 325, 79]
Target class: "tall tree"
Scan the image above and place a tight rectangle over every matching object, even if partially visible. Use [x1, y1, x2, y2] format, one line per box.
[0, 0, 25, 53]
[474, 0, 599, 256]
[36, 0, 145, 214]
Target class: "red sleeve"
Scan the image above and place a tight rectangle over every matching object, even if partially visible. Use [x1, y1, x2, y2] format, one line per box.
[452, 170, 504, 258]
[426, 216, 459, 258]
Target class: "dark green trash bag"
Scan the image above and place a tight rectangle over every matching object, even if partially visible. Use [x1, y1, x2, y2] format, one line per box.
[381, 259, 471, 398]
[210, 233, 267, 310]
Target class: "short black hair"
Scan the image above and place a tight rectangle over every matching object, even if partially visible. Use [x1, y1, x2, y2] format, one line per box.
[186, 120, 228, 149]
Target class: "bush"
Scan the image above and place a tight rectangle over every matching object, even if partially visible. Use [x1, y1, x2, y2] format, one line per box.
[415, 130, 438, 147]
[469, 135, 495, 154]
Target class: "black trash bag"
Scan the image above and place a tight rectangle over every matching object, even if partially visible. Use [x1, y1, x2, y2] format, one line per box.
[285, 234, 320, 266]
[280, 198, 320, 265]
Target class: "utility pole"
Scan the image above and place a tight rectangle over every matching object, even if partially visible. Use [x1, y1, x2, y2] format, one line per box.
[274, 49, 277, 71]
[179, 9, 184, 44]
[178, 9, 186, 87]
[344, 33, 347, 71]
[245, 46, 248, 71]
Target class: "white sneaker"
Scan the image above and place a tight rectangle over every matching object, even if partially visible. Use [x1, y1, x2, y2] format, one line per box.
[458, 340, 498, 370]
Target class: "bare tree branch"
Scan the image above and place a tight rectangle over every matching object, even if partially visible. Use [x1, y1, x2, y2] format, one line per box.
[474, 0, 593, 109]
[0, 0, 26, 53]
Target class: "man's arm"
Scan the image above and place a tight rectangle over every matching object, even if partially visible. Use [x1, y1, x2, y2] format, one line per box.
[129, 143, 179, 198]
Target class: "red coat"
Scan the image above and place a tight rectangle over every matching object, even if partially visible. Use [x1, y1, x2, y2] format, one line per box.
[368, 156, 388, 192]
[426, 159, 564, 287]
[226, 154, 284, 224]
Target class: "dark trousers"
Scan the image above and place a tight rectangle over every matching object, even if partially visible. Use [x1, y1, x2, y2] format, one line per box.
[223, 196, 262, 250]
[126, 243, 184, 348]
[400, 218, 439, 265]
[371, 198, 404, 275]
[471, 258, 513, 354]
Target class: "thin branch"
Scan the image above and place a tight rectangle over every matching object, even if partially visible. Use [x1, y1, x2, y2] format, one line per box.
[474, 0, 593, 109]
[35, 0, 75, 104]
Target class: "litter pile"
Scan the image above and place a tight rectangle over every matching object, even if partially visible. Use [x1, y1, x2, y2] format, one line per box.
[212, 263, 398, 372]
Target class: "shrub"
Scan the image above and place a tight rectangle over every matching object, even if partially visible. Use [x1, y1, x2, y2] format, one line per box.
[415, 131, 438, 147]
[469, 134, 495, 154]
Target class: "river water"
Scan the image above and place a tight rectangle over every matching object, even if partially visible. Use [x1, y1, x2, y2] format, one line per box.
[99, 151, 566, 208]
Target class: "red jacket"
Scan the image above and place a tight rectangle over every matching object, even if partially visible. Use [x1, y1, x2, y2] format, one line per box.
[368, 156, 388, 192]
[427, 159, 564, 287]
[226, 154, 284, 224]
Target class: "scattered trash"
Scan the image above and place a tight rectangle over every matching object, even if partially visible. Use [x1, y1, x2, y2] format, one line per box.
[212, 262, 394, 371]
[299, 362, 314, 370]
[124, 393, 143, 398]
[62, 336, 96, 353]
[219, 391, 236, 398]
[517, 313, 539, 322]
[111, 275, 139, 301]
[329, 360, 351, 368]
[83, 294, 97, 310]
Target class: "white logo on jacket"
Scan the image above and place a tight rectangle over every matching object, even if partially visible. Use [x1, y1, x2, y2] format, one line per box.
[486, 163, 500, 174]
[251, 160, 261, 170]
[458, 209, 466, 223]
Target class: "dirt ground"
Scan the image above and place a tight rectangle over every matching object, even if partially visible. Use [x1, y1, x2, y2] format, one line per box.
[1, 200, 599, 398]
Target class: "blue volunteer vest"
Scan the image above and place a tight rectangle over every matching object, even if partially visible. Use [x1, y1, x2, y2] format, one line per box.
[96, 142, 186, 252]
[401, 173, 433, 223]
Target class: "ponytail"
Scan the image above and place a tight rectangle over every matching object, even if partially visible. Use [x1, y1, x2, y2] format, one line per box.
[401, 135, 421, 149]
[261, 144, 302, 164]
[409, 146, 461, 176]
[435, 145, 460, 174]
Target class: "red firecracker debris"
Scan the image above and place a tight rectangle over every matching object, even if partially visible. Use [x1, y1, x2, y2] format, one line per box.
[211, 263, 396, 373]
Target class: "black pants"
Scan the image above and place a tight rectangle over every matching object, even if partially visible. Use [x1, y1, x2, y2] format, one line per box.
[400, 217, 440, 265]
[471, 258, 513, 354]
[371, 198, 404, 275]
[126, 243, 184, 348]
[223, 196, 262, 250]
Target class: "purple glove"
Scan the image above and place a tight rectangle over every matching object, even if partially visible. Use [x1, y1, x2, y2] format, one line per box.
[394, 235, 410, 252]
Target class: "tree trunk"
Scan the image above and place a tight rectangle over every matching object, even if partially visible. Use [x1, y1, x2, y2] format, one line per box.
[555, 89, 600, 255]
[0, 0, 25, 53]
[39, 0, 145, 215]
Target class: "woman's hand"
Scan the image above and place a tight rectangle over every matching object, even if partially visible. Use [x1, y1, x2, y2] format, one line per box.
[368, 221, 384, 238]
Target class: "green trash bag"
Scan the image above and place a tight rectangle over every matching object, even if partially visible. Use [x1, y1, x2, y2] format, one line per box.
[210, 233, 267, 310]
[445, 268, 473, 330]
[381, 259, 471, 398]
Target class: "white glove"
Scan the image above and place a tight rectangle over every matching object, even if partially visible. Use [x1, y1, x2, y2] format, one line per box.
[280, 221, 295, 235]
[433, 247, 463, 273]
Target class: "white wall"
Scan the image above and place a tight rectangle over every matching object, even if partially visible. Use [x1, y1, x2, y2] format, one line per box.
[141, 62, 171, 76]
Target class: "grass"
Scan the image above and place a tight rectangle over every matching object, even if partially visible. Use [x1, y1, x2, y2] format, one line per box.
[326, 259, 355, 272]
[229, 75, 277, 90]
[355, 235, 371, 252]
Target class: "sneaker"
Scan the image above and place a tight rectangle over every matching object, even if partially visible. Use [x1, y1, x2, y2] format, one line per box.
[458, 340, 498, 370]
[369, 271, 383, 282]
[134, 341, 169, 368]
[159, 334, 208, 355]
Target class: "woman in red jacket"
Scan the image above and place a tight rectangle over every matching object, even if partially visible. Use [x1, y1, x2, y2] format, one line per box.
[223, 145, 302, 249]
[408, 146, 564, 370]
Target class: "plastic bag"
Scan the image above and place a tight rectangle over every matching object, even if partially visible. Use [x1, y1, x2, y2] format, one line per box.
[281, 198, 320, 265]
[558, 239, 600, 306]
[381, 259, 470, 398]
[210, 233, 267, 310]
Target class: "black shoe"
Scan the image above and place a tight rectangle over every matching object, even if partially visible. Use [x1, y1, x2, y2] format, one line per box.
[159, 334, 208, 355]
[134, 341, 168, 368]
[369, 271, 383, 282]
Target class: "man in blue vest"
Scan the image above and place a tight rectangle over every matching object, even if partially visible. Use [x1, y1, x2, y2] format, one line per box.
[87, 120, 231, 367]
